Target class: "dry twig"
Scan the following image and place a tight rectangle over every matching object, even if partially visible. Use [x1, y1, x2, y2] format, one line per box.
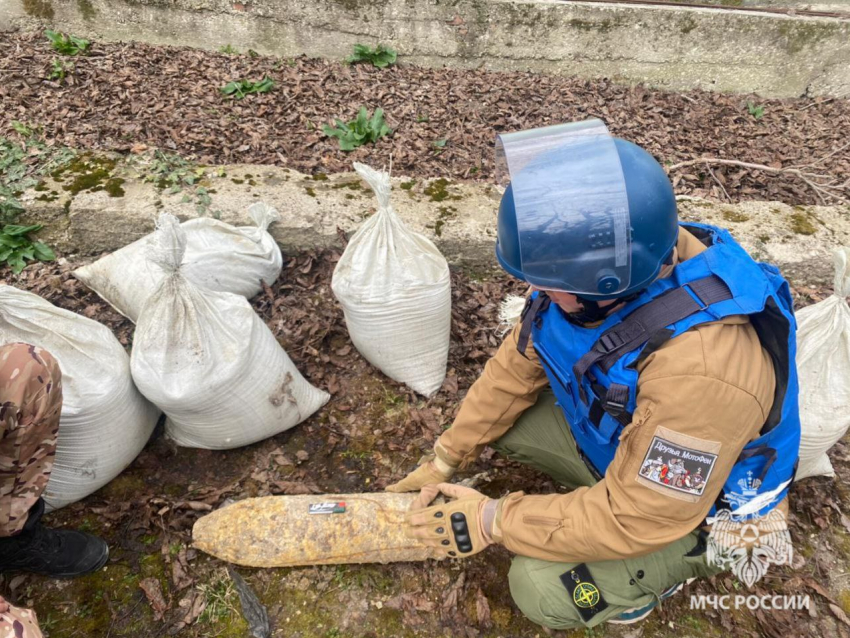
[668, 157, 849, 205]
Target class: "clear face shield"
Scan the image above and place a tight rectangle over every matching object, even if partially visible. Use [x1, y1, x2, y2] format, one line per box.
[495, 119, 632, 296]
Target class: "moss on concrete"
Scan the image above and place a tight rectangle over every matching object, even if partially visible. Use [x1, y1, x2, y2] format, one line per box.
[77, 0, 97, 20]
[778, 21, 841, 55]
[305, 187, 317, 197]
[22, 0, 54, 19]
[332, 181, 363, 191]
[424, 178, 461, 203]
[53, 155, 126, 197]
[722, 209, 750, 223]
[432, 205, 456, 237]
[569, 18, 618, 33]
[790, 212, 817, 235]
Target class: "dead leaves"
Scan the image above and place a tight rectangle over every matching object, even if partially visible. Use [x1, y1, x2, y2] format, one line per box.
[139, 577, 169, 620]
[474, 587, 492, 629]
[1, 31, 848, 205]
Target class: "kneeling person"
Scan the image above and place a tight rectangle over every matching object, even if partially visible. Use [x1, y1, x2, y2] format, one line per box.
[388, 122, 800, 629]
[0, 343, 109, 636]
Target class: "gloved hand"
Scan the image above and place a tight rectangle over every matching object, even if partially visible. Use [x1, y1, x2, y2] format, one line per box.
[385, 453, 456, 493]
[405, 483, 497, 558]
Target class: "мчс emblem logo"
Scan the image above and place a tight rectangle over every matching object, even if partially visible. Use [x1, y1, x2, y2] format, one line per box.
[706, 472, 793, 587]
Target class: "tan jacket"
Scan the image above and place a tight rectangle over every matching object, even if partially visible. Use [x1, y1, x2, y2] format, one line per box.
[436, 229, 778, 562]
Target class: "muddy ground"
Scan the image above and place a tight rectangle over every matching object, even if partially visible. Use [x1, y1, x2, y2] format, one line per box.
[0, 249, 847, 638]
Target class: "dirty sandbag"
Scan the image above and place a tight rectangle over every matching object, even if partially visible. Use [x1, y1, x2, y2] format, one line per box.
[73, 202, 282, 322]
[332, 163, 451, 397]
[193, 493, 439, 567]
[796, 247, 850, 480]
[130, 213, 329, 450]
[0, 286, 159, 510]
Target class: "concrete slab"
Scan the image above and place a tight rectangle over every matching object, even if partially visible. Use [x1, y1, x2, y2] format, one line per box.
[18, 164, 850, 290]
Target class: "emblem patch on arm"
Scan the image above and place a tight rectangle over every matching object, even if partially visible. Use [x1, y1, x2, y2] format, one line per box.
[635, 426, 721, 502]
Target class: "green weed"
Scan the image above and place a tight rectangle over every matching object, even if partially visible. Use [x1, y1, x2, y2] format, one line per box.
[221, 76, 275, 99]
[198, 570, 239, 624]
[140, 150, 218, 217]
[0, 224, 55, 273]
[323, 107, 391, 151]
[1, 123, 75, 224]
[346, 43, 397, 69]
[45, 30, 90, 56]
[143, 150, 204, 192]
[219, 44, 239, 54]
[47, 58, 72, 82]
[747, 101, 765, 120]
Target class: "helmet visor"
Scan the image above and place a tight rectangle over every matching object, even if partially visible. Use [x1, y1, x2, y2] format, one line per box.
[495, 119, 631, 295]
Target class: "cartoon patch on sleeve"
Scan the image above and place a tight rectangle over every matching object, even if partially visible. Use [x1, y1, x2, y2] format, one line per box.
[636, 429, 720, 501]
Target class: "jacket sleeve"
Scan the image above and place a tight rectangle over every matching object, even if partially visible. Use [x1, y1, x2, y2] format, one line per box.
[436, 321, 549, 469]
[493, 322, 776, 562]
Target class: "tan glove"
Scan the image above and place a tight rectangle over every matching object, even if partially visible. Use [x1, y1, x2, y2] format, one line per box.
[404, 483, 496, 558]
[385, 453, 456, 493]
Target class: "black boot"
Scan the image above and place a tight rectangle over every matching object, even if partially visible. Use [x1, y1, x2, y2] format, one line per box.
[0, 499, 109, 578]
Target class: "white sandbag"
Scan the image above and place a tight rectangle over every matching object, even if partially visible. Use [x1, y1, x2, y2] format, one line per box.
[74, 203, 283, 322]
[0, 286, 159, 510]
[332, 163, 451, 397]
[796, 247, 850, 480]
[131, 214, 329, 450]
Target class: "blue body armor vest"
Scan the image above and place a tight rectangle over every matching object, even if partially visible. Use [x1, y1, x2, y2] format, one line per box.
[521, 223, 800, 519]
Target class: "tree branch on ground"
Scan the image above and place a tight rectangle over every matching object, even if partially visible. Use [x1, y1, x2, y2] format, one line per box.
[667, 157, 850, 205]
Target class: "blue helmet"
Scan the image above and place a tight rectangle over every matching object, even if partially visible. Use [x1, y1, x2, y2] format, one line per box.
[495, 137, 678, 301]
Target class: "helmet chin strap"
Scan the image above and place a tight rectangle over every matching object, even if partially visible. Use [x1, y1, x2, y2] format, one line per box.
[568, 297, 610, 324]
[569, 291, 644, 325]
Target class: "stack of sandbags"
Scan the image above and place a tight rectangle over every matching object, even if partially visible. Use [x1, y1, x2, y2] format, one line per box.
[130, 214, 329, 449]
[331, 163, 451, 396]
[73, 203, 282, 322]
[0, 286, 159, 510]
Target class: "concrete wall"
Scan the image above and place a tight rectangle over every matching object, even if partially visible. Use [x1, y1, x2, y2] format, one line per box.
[18, 164, 850, 289]
[1, 0, 848, 98]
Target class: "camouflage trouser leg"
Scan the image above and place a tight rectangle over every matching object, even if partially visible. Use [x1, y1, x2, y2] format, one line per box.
[0, 343, 62, 536]
[0, 596, 42, 638]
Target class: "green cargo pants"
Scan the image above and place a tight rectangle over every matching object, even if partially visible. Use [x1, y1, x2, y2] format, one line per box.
[490, 391, 723, 629]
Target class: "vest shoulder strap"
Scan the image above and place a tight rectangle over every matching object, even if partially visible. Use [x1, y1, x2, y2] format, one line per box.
[572, 275, 734, 400]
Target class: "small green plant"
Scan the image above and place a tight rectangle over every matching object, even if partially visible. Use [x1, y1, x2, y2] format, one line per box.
[747, 101, 765, 120]
[0, 224, 56, 273]
[45, 30, 90, 56]
[323, 107, 391, 151]
[433, 138, 447, 148]
[198, 570, 238, 624]
[47, 58, 71, 82]
[219, 44, 239, 54]
[10, 122, 32, 137]
[347, 43, 398, 69]
[220, 76, 275, 100]
[139, 150, 219, 217]
[143, 150, 204, 192]
[1, 124, 75, 224]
